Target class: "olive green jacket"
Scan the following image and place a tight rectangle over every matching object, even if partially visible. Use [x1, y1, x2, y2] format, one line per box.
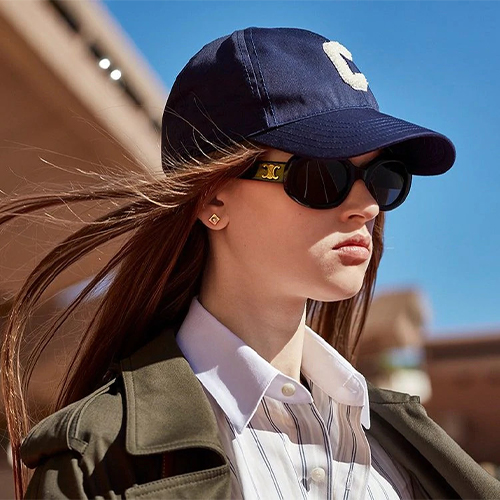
[21, 329, 500, 499]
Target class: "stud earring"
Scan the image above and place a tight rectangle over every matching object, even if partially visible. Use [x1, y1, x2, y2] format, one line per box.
[208, 213, 220, 225]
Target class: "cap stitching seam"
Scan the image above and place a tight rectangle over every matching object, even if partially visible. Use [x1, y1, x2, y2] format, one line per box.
[236, 31, 259, 101]
[248, 29, 277, 126]
[247, 105, 377, 136]
[281, 104, 377, 121]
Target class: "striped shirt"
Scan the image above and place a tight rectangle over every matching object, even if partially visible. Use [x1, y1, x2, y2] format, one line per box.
[177, 296, 428, 499]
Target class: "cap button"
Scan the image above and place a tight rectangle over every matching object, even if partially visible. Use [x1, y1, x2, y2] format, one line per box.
[281, 382, 296, 397]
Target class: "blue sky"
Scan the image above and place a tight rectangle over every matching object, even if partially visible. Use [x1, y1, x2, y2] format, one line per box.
[103, 1, 500, 337]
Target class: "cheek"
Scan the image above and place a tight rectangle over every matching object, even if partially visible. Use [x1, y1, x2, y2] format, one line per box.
[224, 181, 369, 299]
[226, 183, 309, 258]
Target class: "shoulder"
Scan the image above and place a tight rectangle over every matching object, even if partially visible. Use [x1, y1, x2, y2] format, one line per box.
[21, 377, 124, 469]
[366, 382, 500, 499]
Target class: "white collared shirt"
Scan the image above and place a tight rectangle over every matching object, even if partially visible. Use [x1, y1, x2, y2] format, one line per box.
[177, 296, 426, 500]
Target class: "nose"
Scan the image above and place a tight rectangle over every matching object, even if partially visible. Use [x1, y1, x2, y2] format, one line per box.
[338, 179, 379, 223]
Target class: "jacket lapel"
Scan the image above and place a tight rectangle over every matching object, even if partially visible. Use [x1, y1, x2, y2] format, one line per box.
[120, 328, 225, 459]
[367, 383, 500, 499]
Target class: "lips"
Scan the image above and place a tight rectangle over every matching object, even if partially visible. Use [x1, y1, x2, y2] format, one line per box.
[332, 234, 372, 265]
[333, 234, 371, 250]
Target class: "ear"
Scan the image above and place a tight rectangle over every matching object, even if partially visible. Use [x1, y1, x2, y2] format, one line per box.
[197, 194, 229, 230]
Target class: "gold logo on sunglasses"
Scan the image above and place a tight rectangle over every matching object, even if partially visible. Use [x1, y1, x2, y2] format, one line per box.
[260, 163, 282, 180]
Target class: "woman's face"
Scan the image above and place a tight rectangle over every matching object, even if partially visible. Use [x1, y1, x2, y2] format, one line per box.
[205, 148, 380, 303]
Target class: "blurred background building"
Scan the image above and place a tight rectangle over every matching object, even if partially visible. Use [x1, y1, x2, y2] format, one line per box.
[0, 1, 499, 497]
[0, 1, 165, 496]
[358, 290, 500, 478]
[0, 0, 165, 304]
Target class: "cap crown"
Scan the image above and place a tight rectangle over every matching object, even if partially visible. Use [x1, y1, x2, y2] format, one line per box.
[162, 27, 378, 158]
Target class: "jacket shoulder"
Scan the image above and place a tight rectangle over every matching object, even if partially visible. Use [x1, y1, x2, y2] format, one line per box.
[21, 377, 123, 468]
[366, 381, 500, 499]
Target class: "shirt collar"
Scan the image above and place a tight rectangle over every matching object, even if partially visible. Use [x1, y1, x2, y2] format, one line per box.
[176, 296, 370, 433]
[302, 326, 371, 429]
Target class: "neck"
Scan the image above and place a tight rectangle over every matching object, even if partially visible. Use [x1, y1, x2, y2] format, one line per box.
[198, 263, 307, 382]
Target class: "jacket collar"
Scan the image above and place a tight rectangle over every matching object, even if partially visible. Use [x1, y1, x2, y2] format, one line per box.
[118, 327, 415, 457]
[118, 331, 405, 457]
[119, 328, 225, 458]
[366, 382, 417, 404]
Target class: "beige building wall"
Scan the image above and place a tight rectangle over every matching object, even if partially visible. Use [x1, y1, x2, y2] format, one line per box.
[0, 0, 166, 299]
[0, 1, 166, 496]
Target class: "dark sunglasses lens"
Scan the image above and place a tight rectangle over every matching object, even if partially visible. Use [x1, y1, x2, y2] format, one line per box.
[370, 162, 407, 209]
[286, 158, 349, 208]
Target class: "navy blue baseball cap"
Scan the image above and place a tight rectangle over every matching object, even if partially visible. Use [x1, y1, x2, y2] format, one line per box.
[162, 27, 455, 176]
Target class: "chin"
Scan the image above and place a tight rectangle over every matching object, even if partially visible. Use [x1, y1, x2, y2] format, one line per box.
[308, 280, 365, 303]
[328, 268, 367, 300]
[298, 264, 369, 302]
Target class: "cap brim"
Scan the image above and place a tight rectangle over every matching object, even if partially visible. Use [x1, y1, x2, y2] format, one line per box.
[249, 107, 456, 176]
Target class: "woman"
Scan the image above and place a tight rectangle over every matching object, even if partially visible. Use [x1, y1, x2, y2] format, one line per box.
[2, 27, 499, 499]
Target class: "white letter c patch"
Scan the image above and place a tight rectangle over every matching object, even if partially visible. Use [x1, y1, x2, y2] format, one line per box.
[323, 41, 368, 92]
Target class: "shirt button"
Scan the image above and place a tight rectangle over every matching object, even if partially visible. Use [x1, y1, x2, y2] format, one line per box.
[281, 383, 296, 397]
[311, 467, 326, 483]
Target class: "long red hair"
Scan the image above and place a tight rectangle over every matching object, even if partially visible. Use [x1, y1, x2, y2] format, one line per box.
[1, 142, 384, 498]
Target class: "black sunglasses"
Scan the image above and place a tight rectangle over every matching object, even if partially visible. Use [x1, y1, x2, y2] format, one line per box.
[239, 153, 412, 211]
